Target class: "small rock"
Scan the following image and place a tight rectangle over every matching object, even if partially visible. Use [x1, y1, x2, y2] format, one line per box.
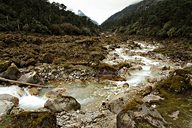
[169, 111, 180, 120]
[162, 66, 170, 70]
[28, 87, 39, 95]
[123, 83, 129, 88]
[45, 88, 66, 98]
[142, 94, 164, 103]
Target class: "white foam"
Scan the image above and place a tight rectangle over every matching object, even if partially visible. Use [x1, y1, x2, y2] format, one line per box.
[0, 86, 47, 110]
[0, 86, 21, 98]
[19, 95, 47, 110]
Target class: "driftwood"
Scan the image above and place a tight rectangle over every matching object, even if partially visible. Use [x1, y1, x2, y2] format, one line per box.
[0, 77, 52, 88]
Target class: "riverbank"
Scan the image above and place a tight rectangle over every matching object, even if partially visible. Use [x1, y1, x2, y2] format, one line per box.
[0, 33, 191, 128]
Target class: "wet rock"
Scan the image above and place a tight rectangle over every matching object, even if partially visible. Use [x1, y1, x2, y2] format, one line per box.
[0, 61, 10, 73]
[117, 111, 136, 128]
[18, 71, 43, 84]
[162, 66, 170, 70]
[184, 63, 192, 68]
[44, 96, 81, 113]
[142, 94, 164, 103]
[0, 100, 14, 116]
[28, 87, 39, 95]
[45, 88, 66, 98]
[123, 83, 129, 88]
[1, 63, 21, 80]
[0, 94, 19, 106]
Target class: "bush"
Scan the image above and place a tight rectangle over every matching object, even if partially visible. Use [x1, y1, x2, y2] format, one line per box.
[60, 23, 81, 35]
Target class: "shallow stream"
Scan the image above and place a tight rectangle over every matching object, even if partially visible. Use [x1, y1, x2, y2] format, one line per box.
[0, 41, 176, 111]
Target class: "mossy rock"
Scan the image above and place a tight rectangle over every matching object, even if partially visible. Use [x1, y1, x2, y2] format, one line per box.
[0, 112, 58, 128]
[158, 69, 192, 94]
[1, 63, 21, 80]
[0, 61, 10, 73]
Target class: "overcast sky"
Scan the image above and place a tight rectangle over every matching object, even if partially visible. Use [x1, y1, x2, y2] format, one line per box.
[49, 0, 141, 24]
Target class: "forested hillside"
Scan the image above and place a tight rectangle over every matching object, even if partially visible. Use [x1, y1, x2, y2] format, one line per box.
[102, 0, 192, 38]
[0, 0, 98, 35]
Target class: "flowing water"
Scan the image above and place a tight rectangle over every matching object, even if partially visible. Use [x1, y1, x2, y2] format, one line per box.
[0, 41, 175, 111]
[0, 86, 47, 110]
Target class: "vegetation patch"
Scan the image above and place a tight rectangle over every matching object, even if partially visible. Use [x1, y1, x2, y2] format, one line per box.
[157, 68, 192, 94]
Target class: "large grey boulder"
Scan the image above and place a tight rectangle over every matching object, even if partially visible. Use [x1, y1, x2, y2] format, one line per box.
[44, 96, 81, 113]
[0, 94, 19, 106]
[0, 100, 14, 116]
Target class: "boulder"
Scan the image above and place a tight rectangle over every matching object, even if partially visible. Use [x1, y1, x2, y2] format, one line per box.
[142, 94, 164, 103]
[44, 96, 81, 113]
[133, 104, 167, 128]
[1, 63, 21, 80]
[18, 71, 43, 84]
[45, 88, 66, 98]
[0, 100, 14, 116]
[0, 61, 10, 73]
[28, 87, 39, 95]
[0, 94, 19, 106]
[117, 104, 167, 128]
[123, 83, 129, 88]
[117, 111, 136, 128]
[162, 66, 170, 70]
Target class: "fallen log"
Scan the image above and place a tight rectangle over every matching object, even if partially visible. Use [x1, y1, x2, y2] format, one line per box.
[0, 77, 53, 88]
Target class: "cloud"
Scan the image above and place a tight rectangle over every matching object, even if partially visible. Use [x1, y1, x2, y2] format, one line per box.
[49, 0, 141, 24]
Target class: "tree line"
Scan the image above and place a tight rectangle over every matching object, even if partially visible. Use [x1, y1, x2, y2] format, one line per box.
[102, 0, 192, 38]
[0, 0, 98, 35]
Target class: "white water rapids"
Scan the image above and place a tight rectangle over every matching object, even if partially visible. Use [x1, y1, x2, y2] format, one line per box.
[0, 86, 47, 110]
[0, 41, 175, 111]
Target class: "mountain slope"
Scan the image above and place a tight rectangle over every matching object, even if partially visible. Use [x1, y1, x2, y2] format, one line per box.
[0, 0, 98, 35]
[102, 0, 192, 38]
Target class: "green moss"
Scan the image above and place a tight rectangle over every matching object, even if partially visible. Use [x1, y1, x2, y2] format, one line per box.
[0, 115, 12, 128]
[0, 112, 57, 128]
[137, 122, 155, 128]
[157, 69, 192, 94]
[156, 88, 192, 128]
[123, 99, 140, 112]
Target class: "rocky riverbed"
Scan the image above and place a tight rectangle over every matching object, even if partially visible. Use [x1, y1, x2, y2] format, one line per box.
[0, 33, 191, 128]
